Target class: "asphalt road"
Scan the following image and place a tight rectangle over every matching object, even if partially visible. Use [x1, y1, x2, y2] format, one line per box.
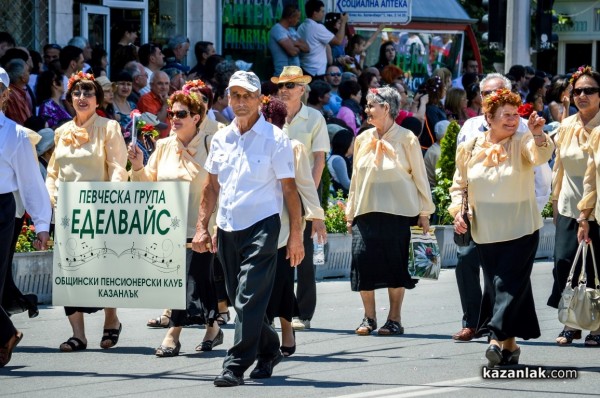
[1, 261, 599, 398]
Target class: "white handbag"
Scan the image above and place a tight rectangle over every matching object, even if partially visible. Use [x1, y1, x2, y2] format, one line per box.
[558, 241, 600, 331]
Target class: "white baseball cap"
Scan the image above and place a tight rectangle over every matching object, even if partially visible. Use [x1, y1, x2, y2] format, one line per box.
[227, 71, 261, 93]
[0, 67, 9, 88]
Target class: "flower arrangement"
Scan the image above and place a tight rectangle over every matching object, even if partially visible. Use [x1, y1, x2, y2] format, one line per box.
[324, 190, 348, 234]
[67, 71, 95, 90]
[136, 118, 159, 138]
[569, 65, 593, 85]
[15, 221, 38, 253]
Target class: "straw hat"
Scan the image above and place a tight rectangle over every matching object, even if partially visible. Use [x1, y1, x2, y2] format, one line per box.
[270, 66, 312, 85]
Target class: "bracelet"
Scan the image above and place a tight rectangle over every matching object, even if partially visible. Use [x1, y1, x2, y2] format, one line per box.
[576, 217, 589, 224]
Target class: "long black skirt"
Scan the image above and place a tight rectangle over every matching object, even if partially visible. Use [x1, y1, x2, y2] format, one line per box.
[266, 247, 299, 323]
[476, 230, 541, 341]
[548, 214, 599, 308]
[170, 248, 219, 327]
[351, 212, 417, 291]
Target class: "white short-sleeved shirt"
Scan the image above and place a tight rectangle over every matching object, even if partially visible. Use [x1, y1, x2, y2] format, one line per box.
[205, 114, 295, 232]
[297, 18, 334, 76]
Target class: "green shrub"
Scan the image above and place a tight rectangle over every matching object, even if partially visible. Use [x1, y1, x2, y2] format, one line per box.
[433, 120, 460, 225]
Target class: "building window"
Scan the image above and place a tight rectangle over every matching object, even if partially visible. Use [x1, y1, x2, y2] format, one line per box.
[595, 9, 600, 31]
[0, 0, 49, 51]
[565, 43, 592, 72]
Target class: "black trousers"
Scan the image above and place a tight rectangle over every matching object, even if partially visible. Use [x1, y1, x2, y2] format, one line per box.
[0, 193, 17, 346]
[217, 214, 281, 376]
[455, 240, 482, 328]
[295, 220, 316, 320]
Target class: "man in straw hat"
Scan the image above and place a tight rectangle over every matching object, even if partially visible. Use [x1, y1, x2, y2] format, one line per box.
[0, 67, 51, 367]
[193, 70, 304, 387]
[272, 65, 330, 331]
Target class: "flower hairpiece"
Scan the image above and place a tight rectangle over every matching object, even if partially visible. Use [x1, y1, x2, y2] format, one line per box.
[167, 89, 203, 108]
[261, 95, 272, 106]
[182, 79, 207, 94]
[68, 71, 95, 91]
[570, 65, 593, 85]
[369, 88, 387, 103]
[517, 103, 534, 118]
[483, 88, 514, 108]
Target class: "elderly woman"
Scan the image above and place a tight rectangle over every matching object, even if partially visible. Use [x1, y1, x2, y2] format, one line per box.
[128, 89, 222, 357]
[568, 68, 600, 347]
[261, 96, 326, 356]
[346, 86, 434, 336]
[46, 72, 128, 352]
[450, 89, 554, 367]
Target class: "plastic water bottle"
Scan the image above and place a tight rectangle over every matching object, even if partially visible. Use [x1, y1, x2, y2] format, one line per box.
[313, 237, 325, 266]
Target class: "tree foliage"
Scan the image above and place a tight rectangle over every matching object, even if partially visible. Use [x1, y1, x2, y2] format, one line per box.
[432, 121, 461, 225]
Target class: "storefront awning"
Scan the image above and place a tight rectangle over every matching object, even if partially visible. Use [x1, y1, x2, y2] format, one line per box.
[411, 0, 477, 24]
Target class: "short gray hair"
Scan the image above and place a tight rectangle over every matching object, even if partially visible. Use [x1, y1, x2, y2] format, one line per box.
[67, 36, 89, 50]
[123, 61, 142, 78]
[434, 120, 450, 141]
[167, 35, 189, 50]
[5, 58, 27, 83]
[480, 73, 511, 91]
[365, 86, 401, 119]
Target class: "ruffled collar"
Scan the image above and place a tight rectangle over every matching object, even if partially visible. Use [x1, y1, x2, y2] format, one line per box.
[62, 113, 98, 147]
[176, 131, 204, 179]
[480, 133, 511, 167]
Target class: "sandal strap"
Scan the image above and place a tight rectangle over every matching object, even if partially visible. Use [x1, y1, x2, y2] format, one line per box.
[356, 317, 377, 332]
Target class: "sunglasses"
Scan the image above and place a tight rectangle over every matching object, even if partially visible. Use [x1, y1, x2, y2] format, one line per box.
[328, 72, 342, 77]
[167, 110, 195, 119]
[573, 87, 600, 96]
[277, 82, 297, 90]
[71, 91, 95, 98]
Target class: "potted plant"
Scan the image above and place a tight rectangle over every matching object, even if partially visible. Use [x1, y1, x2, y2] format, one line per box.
[13, 218, 54, 303]
[431, 120, 461, 267]
[319, 190, 352, 279]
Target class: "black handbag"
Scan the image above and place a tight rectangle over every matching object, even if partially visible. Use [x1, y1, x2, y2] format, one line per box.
[453, 138, 477, 247]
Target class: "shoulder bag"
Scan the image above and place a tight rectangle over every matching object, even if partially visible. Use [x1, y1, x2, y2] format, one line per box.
[454, 138, 478, 247]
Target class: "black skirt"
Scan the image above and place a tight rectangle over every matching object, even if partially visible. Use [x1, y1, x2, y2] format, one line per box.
[548, 214, 599, 308]
[266, 247, 299, 322]
[476, 230, 541, 341]
[351, 212, 417, 291]
[170, 248, 219, 327]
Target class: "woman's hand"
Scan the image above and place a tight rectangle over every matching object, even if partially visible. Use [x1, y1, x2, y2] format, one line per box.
[561, 95, 570, 109]
[417, 215, 430, 234]
[127, 143, 144, 171]
[577, 220, 590, 243]
[346, 221, 353, 234]
[527, 112, 546, 136]
[454, 212, 468, 234]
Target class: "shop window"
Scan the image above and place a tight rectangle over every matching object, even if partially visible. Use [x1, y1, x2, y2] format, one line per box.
[149, 0, 185, 49]
[595, 9, 600, 31]
[565, 43, 592, 72]
[0, 0, 49, 51]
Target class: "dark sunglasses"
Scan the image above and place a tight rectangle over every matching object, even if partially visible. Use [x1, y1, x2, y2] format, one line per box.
[328, 72, 342, 77]
[573, 87, 600, 96]
[278, 82, 297, 90]
[167, 110, 195, 119]
[71, 91, 95, 98]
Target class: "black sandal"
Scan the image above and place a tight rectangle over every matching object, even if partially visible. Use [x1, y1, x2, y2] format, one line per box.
[100, 323, 122, 349]
[280, 330, 296, 357]
[377, 320, 404, 336]
[195, 328, 223, 352]
[355, 317, 377, 335]
[584, 334, 600, 347]
[556, 329, 582, 345]
[59, 337, 87, 352]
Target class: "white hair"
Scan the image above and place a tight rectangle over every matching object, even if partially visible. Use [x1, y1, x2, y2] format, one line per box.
[479, 73, 511, 91]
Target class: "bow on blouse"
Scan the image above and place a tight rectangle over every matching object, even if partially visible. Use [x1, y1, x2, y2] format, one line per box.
[61, 126, 89, 147]
[481, 141, 508, 167]
[177, 140, 202, 178]
[370, 136, 396, 168]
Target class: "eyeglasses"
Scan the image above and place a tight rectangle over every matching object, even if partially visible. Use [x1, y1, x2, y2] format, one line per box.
[278, 82, 297, 90]
[327, 73, 342, 77]
[167, 110, 195, 119]
[71, 91, 95, 98]
[573, 87, 600, 96]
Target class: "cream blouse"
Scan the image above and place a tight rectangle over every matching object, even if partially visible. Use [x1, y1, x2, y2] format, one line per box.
[278, 140, 325, 248]
[46, 113, 128, 206]
[131, 130, 215, 238]
[346, 124, 434, 221]
[449, 131, 554, 244]
[552, 112, 600, 219]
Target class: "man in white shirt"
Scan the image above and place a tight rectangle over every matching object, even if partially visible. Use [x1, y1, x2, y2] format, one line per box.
[0, 68, 51, 367]
[297, 0, 347, 78]
[452, 73, 552, 342]
[193, 71, 304, 387]
[274, 66, 330, 330]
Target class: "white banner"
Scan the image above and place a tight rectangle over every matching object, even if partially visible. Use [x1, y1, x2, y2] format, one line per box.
[53, 181, 189, 309]
[336, 0, 412, 24]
